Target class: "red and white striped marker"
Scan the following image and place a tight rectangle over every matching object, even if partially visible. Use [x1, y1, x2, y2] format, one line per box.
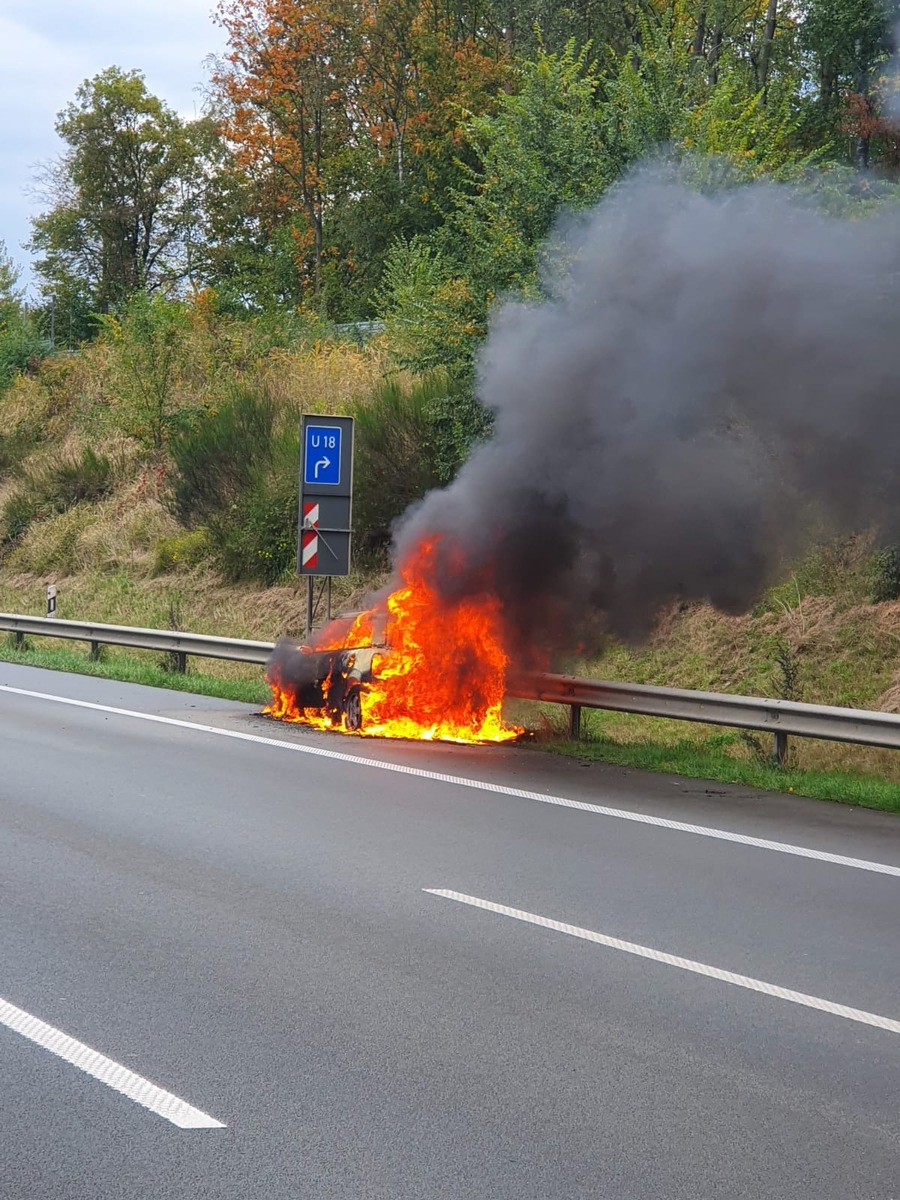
[301, 502, 319, 569]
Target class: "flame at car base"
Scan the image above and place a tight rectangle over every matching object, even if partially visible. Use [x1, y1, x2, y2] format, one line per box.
[264, 538, 521, 743]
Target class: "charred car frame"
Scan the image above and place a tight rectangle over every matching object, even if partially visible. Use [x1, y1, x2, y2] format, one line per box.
[269, 612, 388, 730]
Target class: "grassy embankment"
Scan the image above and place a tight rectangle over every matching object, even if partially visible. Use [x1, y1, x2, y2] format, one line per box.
[1, 316, 899, 811]
[508, 539, 900, 810]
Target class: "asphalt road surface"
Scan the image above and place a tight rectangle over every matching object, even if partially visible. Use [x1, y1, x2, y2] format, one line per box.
[1, 660, 899, 1199]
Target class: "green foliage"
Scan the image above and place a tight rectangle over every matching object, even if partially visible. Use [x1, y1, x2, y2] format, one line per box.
[600, 17, 686, 172]
[0, 240, 23, 316]
[681, 68, 807, 179]
[38, 446, 114, 507]
[198, 170, 310, 314]
[871, 546, 900, 602]
[0, 240, 48, 391]
[452, 41, 612, 302]
[1, 446, 114, 544]
[0, 316, 47, 392]
[0, 639, 268, 705]
[167, 385, 296, 585]
[1, 492, 40, 545]
[169, 385, 275, 526]
[152, 529, 211, 575]
[486, 0, 636, 59]
[758, 539, 876, 614]
[100, 291, 192, 450]
[545, 727, 900, 811]
[29, 67, 214, 315]
[772, 638, 800, 701]
[206, 428, 299, 585]
[425, 380, 493, 483]
[376, 41, 616, 380]
[801, 0, 895, 97]
[320, 148, 444, 321]
[352, 375, 448, 562]
[376, 240, 481, 378]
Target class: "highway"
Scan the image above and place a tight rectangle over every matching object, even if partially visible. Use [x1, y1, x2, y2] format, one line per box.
[0, 659, 898, 1199]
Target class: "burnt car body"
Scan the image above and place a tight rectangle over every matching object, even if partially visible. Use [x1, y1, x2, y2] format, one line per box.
[273, 612, 388, 730]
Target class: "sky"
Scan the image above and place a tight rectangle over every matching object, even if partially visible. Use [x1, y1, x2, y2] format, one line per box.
[0, 0, 227, 296]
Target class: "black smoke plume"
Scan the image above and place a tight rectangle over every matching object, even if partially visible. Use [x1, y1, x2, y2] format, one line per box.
[392, 166, 900, 661]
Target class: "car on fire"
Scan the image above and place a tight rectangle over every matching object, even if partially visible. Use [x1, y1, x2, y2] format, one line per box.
[268, 610, 388, 731]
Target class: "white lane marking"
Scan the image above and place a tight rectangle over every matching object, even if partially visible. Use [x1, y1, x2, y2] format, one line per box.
[425, 889, 900, 1036]
[2, 682, 899, 879]
[0, 995, 224, 1128]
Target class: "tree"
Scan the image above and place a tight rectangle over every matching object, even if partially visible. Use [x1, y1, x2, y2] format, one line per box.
[801, 0, 900, 166]
[468, 0, 639, 58]
[0, 241, 23, 319]
[98, 291, 192, 451]
[0, 242, 46, 390]
[212, 0, 507, 315]
[214, 0, 344, 298]
[29, 67, 214, 318]
[450, 41, 611, 302]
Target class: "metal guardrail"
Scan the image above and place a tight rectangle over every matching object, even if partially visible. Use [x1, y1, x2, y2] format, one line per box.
[0, 613, 273, 672]
[507, 672, 900, 762]
[3, 613, 900, 763]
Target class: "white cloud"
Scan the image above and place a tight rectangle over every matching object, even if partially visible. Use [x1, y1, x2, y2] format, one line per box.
[0, 1, 226, 293]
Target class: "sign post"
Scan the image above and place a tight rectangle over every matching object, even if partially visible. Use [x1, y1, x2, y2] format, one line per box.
[298, 414, 354, 637]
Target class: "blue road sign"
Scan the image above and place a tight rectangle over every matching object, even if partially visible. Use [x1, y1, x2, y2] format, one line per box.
[304, 424, 342, 486]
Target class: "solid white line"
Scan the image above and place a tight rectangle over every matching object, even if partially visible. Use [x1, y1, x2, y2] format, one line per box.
[0, 995, 224, 1128]
[425, 889, 900, 1035]
[2, 682, 899, 879]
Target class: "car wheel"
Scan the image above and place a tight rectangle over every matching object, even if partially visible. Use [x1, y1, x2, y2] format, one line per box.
[343, 686, 363, 731]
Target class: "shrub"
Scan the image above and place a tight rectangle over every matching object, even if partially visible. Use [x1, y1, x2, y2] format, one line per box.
[167, 385, 298, 585]
[0, 446, 114, 544]
[352, 373, 450, 563]
[0, 317, 47, 391]
[0, 427, 41, 475]
[6, 504, 98, 574]
[100, 292, 193, 451]
[1, 491, 40, 544]
[153, 529, 211, 575]
[206, 428, 299, 585]
[169, 386, 275, 526]
[871, 546, 900, 603]
[424, 378, 492, 483]
[40, 446, 115, 508]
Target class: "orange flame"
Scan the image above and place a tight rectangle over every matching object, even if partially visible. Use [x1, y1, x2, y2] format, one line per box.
[265, 536, 520, 743]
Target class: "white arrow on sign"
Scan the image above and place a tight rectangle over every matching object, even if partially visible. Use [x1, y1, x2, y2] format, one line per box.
[314, 456, 331, 479]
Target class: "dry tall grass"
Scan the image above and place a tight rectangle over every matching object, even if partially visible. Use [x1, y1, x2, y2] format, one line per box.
[583, 591, 900, 781]
[0, 307, 395, 583]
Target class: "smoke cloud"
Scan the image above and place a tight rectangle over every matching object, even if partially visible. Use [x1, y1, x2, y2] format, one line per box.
[393, 166, 900, 661]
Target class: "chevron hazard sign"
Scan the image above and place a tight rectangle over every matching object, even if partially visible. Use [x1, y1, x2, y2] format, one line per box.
[301, 502, 319, 569]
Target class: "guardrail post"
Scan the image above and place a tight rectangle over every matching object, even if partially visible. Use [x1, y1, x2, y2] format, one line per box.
[89, 641, 101, 662]
[773, 730, 788, 766]
[13, 631, 24, 648]
[175, 651, 187, 674]
[569, 704, 582, 739]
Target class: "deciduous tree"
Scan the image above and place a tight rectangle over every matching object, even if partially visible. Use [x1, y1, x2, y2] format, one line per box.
[29, 68, 213, 319]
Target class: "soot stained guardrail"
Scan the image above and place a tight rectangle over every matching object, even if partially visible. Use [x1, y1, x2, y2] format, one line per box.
[3, 612, 900, 764]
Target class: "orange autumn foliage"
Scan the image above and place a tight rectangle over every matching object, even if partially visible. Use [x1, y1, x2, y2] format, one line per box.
[213, 0, 507, 293]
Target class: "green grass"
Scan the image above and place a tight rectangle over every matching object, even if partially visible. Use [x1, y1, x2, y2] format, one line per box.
[0, 638, 269, 706]
[544, 729, 900, 813]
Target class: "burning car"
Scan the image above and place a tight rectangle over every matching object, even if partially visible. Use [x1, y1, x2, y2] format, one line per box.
[264, 538, 519, 742]
[265, 610, 388, 732]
